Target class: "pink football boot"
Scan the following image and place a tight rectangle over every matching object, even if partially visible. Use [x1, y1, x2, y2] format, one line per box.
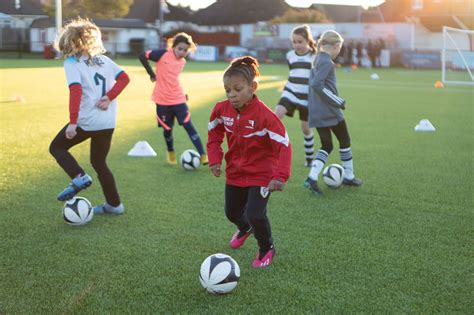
[229, 229, 253, 249]
[252, 248, 275, 268]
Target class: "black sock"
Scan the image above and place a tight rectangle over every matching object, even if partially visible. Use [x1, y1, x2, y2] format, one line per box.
[258, 244, 274, 260]
[238, 227, 252, 238]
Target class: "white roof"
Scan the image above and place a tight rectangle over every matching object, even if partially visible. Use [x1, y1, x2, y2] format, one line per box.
[0, 12, 14, 20]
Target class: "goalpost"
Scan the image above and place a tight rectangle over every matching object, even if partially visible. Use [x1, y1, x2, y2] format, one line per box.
[441, 26, 474, 86]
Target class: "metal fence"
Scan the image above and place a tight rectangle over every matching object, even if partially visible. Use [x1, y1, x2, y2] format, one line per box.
[0, 41, 148, 60]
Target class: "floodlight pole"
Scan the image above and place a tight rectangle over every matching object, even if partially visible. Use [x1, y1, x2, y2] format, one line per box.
[159, 3, 164, 48]
[56, 0, 62, 33]
[55, 0, 62, 57]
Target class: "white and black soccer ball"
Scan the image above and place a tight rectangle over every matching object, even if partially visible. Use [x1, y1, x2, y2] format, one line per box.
[180, 149, 201, 171]
[63, 196, 93, 226]
[199, 253, 240, 294]
[322, 163, 345, 188]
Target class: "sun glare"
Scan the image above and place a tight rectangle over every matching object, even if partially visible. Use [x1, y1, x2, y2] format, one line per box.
[168, 0, 386, 10]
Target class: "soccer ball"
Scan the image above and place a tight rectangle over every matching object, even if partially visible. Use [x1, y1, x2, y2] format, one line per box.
[62, 196, 93, 226]
[199, 253, 240, 294]
[180, 149, 201, 170]
[322, 164, 345, 188]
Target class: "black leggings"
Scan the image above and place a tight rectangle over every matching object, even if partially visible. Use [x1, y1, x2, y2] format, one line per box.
[316, 120, 351, 154]
[49, 124, 120, 206]
[225, 185, 273, 252]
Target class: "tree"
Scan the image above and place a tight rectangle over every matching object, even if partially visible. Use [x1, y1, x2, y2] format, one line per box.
[272, 8, 331, 23]
[194, 0, 288, 25]
[42, 0, 133, 19]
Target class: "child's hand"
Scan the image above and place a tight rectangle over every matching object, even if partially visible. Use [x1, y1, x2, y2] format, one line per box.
[210, 164, 221, 177]
[65, 124, 77, 139]
[268, 179, 285, 192]
[96, 96, 111, 110]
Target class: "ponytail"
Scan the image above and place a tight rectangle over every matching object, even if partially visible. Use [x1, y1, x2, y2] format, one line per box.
[224, 56, 260, 83]
[317, 30, 344, 51]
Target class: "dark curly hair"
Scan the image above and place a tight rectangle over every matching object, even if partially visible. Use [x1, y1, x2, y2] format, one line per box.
[223, 56, 260, 84]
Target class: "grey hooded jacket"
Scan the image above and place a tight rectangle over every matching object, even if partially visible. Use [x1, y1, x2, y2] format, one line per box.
[308, 51, 346, 128]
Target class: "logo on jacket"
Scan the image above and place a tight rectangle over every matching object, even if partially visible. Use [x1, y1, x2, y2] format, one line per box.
[245, 120, 256, 129]
[260, 187, 269, 198]
[222, 116, 234, 126]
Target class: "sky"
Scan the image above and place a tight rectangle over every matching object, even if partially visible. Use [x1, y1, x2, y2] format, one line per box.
[167, 0, 386, 11]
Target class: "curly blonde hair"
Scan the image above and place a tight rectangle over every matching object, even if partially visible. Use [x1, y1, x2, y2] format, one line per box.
[54, 18, 106, 61]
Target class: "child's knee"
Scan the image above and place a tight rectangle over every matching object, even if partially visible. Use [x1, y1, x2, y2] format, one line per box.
[246, 210, 266, 227]
[90, 158, 107, 173]
[182, 120, 195, 131]
[225, 206, 242, 222]
[339, 137, 351, 149]
[49, 141, 64, 159]
[49, 142, 57, 156]
[163, 129, 173, 137]
[321, 143, 333, 154]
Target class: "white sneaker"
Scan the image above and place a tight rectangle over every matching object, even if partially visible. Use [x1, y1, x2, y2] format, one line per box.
[93, 203, 124, 215]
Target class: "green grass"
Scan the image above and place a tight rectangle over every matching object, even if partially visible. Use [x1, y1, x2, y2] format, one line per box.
[0, 60, 473, 313]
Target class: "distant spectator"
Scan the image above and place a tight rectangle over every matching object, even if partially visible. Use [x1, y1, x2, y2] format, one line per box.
[356, 41, 363, 67]
[345, 41, 354, 66]
[367, 39, 376, 68]
[376, 38, 385, 68]
[336, 43, 345, 65]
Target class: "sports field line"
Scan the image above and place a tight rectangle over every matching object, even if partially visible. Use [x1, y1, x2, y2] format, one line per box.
[256, 77, 473, 94]
[340, 81, 473, 93]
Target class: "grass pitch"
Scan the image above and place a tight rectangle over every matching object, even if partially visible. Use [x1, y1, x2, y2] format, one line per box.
[0, 59, 472, 313]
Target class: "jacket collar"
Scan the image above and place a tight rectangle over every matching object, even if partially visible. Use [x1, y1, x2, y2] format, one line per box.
[236, 94, 259, 114]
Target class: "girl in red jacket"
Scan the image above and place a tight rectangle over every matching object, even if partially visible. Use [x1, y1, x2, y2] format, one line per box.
[207, 56, 292, 268]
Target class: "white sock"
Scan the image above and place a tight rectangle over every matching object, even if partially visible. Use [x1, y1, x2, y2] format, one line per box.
[308, 149, 328, 181]
[303, 130, 314, 160]
[340, 147, 355, 180]
[106, 203, 124, 211]
[342, 159, 355, 180]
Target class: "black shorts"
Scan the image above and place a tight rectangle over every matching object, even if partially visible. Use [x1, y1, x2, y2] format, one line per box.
[277, 97, 308, 121]
[155, 103, 190, 130]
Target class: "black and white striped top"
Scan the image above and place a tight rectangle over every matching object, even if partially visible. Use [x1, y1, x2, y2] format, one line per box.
[279, 50, 315, 108]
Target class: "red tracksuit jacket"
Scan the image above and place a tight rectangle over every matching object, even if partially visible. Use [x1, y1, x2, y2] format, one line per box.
[207, 95, 292, 187]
